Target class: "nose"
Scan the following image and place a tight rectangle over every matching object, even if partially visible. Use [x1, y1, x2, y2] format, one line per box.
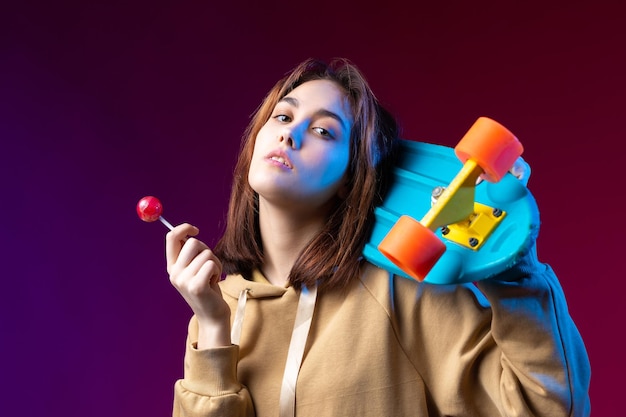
[279, 125, 303, 149]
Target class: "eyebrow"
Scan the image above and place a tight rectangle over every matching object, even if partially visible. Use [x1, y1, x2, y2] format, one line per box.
[278, 96, 350, 133]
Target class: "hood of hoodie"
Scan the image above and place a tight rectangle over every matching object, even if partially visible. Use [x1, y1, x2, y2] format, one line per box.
[220, 270, 292, 301]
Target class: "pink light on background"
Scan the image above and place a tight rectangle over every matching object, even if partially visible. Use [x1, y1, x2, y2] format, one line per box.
[1, 1, 621, 415]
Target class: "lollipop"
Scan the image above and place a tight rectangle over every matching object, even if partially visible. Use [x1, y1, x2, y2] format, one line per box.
[136, 196, 174, 231]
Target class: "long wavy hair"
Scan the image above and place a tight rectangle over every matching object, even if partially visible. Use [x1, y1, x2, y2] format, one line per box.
[214, 58, 399, 291]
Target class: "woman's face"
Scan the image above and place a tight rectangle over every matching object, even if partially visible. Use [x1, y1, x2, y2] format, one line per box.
[249, 79, 352, 212]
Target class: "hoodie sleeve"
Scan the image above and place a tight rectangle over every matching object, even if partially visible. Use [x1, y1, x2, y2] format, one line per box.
[473, 244, 591, 417]
[172, 316, 255, 417]
[392, 243, 590, 417]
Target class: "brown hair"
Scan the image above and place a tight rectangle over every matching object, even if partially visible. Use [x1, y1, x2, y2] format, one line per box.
[215, 58, 399, 291]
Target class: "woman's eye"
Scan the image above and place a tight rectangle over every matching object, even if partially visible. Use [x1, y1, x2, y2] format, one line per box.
[275, 114, 291, 123]
[313, 127, 332, 138]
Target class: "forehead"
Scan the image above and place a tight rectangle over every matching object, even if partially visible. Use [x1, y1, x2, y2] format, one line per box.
[283, 80, 352, 120]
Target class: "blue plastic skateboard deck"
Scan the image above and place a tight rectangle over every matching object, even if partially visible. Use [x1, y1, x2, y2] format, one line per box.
[362, 139, 540, 284]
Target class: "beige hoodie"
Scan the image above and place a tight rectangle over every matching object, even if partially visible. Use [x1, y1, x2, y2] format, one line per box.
[173, 247, 590, 417]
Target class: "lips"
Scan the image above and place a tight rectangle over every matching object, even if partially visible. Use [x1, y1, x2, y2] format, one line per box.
[265, 150, 293, 169]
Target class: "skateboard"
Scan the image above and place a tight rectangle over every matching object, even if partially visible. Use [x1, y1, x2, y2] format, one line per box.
[362, 117, 540, 284]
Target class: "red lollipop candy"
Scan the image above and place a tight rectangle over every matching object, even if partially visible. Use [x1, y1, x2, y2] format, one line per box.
[136, 196, 174, 230]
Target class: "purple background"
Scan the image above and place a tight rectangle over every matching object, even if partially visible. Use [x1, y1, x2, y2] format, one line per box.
[1, 1, 622, 415]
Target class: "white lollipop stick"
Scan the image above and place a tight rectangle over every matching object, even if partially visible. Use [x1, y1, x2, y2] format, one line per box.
[158, 216, 175, 231]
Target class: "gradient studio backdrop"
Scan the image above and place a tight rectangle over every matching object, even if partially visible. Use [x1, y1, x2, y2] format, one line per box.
[1, 1, 622, 415]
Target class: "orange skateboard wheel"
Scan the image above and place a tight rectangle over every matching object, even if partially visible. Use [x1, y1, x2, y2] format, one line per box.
[378, 215, 446, 281]
[454, 117, 523, 183]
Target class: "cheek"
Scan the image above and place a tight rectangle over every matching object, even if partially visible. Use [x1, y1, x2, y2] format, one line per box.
[250, 129, 269, 166]
[317, 145, 350, 184]
[247, 134, 266, 184]
[325, 158, 348, 182]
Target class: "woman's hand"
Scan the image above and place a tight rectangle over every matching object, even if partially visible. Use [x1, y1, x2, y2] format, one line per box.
[166, 223, 231, 348]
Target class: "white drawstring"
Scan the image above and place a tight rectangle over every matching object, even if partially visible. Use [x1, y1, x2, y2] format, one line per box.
[229, 284, 318, 417]
[231, 288, 250, 345]
[279, 284, 318, 417]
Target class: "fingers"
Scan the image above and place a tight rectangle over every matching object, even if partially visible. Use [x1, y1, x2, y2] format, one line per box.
[163, 223, 228, 329]
[165, 223, 200, 270]
[173, 244, 222, 287]
[510, 156, 530, 182]
[173, 252, 222, 299]
[165, 222, 223, 291]
[474, 156, 531, 186]
[196, 252, 223, 286]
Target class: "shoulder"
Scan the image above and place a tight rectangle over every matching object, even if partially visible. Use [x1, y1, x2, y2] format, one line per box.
[359, 261, 491, 316]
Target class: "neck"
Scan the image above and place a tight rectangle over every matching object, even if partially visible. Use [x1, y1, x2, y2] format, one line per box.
[257, 197, 331, 287]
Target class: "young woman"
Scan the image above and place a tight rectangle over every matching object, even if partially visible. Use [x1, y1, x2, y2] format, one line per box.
[165, 58, 591, 417]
